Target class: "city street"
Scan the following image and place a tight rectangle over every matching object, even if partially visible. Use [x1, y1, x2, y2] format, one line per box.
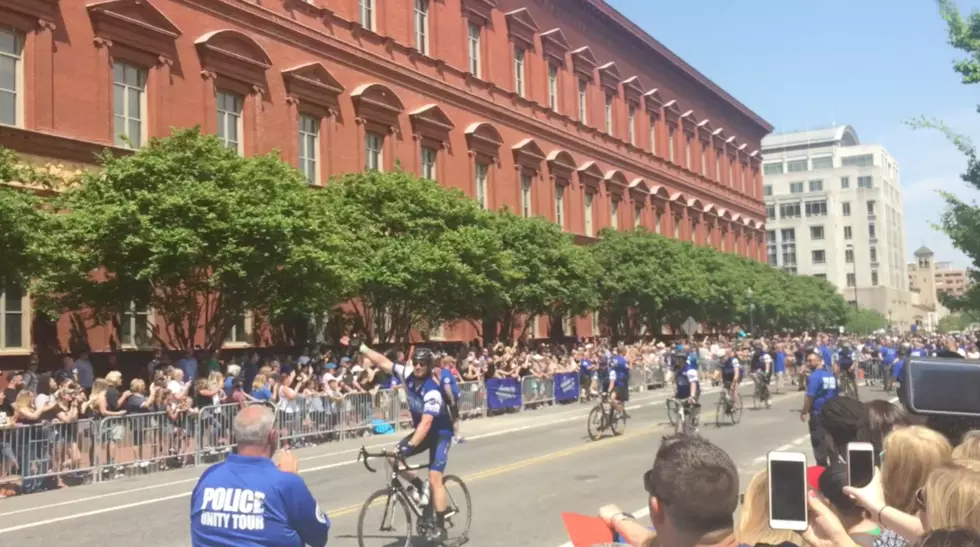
[0, 382, 893, 547]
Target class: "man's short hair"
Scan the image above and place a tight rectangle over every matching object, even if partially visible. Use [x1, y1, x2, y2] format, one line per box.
[644, 435, 738, 537]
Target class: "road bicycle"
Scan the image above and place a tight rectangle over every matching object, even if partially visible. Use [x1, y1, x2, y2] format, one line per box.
[666, 397, 700, 435]
[356, 447, 472, 547]
[587, 391, 626, 441]
[751, 371, 771, 409]
[838, 368, 860, 400]
[715, 387, 743, 427]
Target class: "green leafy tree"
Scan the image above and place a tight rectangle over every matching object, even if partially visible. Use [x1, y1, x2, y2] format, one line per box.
[0, 148, 54, 288]
[844, 307, 888, 335]
[33, 128, 352, 351]
[321, 169, 511, 343]
[937, 312, 977, 332]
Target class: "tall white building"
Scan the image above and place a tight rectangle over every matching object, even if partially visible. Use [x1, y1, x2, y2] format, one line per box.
[761, 125, 921, 328]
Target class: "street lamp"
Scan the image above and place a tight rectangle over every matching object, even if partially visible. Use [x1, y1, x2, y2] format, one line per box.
[846, 244, 858, 308]
[746, 287, 755, 335]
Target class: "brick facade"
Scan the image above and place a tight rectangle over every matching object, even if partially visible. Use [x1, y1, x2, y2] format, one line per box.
[0, 0, 771, 362]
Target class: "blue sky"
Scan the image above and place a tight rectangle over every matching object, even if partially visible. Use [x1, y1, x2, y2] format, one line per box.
[608, 0, 980, 268]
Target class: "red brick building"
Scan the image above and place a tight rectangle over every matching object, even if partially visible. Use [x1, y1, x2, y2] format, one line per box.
[0, 0, 771, 362]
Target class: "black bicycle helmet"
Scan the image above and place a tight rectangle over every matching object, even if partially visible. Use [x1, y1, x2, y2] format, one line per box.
[412, 347, 435, 367]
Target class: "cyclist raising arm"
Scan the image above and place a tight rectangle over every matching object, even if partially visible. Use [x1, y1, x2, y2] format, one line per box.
[340, 336, 454, 543]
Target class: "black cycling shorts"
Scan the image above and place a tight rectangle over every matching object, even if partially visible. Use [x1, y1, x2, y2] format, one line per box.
[614, 385, 630, 403]
[449, 400, 460, 422]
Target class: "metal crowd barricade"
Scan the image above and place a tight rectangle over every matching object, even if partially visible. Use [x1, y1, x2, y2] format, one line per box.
[339, 389, 401, 439]
[100, 410, 199, 479]
[520, 376, 555, 410]
[196, 402, 239, 464]
[0, 420, 100, 492]
[456, 381, 486, 418]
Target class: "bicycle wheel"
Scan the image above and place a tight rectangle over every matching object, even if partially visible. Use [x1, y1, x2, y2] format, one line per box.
[715, 398, 726, 428]
[587, 405, 605, 441]
[666, 399, 679, 426]
[442, 475, 472, 546]
[730, 394, 743, 424]
[610, 407, 626, 436]
[357, 488, 414, 547]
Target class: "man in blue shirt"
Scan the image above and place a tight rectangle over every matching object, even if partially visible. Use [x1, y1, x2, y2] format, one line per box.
[343, 337, 455, 543]
[609, 346, 631, 417]
[801, 352, 838, 467]
[438, 356, 464, 444]
[190, 405, 330, 546]
[671, 347, 701, 435]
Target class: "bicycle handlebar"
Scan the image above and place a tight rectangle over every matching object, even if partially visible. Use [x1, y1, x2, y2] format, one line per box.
[357, 446, 407, 473]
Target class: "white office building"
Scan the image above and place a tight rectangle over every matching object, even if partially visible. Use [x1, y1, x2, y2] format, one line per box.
[761, 125, 924, 329]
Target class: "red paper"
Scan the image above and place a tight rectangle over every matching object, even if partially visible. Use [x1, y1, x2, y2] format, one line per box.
[561, 512, 615, 547]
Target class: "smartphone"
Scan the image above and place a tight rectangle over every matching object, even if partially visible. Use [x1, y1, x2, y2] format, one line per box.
[847, 442, 875, 488]
[768, 451, 808, 531]
[905, 357, 980, 416]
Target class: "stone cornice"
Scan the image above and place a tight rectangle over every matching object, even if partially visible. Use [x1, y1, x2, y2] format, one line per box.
[174, 0, 764, 219]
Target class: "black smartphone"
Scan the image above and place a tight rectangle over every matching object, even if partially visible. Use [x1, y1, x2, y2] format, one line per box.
[906, 357, 980, 416]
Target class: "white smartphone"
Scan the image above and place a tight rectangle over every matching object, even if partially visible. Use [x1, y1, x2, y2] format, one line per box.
[847, 442, 875, 488]
[768, 451, 808, 531]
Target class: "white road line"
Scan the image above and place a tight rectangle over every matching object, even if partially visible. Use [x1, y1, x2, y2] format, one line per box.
[0, 392, 685, 532]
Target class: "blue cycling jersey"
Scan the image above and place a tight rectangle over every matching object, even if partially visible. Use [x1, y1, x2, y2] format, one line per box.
[611, 355, 629, 388]
[190, 454, 329, 547]
[394, 364, 454, 436]
[674, 365, 699, 399]
[440, 368, 460, 399]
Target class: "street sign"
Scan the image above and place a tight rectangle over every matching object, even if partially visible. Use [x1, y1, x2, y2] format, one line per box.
[682, 316, 699, 336]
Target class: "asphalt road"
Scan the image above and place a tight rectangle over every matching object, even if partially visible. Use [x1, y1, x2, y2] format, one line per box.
[0, 381, 896, 547]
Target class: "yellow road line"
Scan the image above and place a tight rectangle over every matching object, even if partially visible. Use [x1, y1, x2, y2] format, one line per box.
[326, 422, 663, 519]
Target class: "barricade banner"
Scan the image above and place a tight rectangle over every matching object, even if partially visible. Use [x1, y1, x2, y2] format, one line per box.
[553, 372, 580, 402]
[485, 378, 522, 410]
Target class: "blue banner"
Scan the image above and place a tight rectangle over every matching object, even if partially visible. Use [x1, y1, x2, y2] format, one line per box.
[485, 378, 523, 410]
[553, 372, 580, 402]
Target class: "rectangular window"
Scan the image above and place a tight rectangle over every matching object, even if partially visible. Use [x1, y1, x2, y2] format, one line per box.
[584, 192, 594, 237]
[857, 175, 874, 188]
[609, 197, 619, 230]
[815, 274, 827, 280]
[787, 159, 808, 172]
[847, 273, 856, 287]
[766, 204, 776, 219]
[548, 64, 559, 111]
[842, 202, 851, 216]
[767, 230, 778, 265]
[811, 156, 833, 170]
[790, 182, 804, 193]
[763, 162, 784, 175]
[216, 91, 243, 153]
[812, 250, 826, 264]
[729, 162, 734, 186]
[226, 314, 247, 344]
[845, 249, 854, 263]
[0, 283, 24, 349]
[298, 114, 319, 184]
[764, 184, 773, 197]
[414, 0, 429, 54]
[715, 152, 721, 182]
[468, 23, 481, 77]
[870, 246, 878, 262]
[604, 93, 613, 134]
[513, 47, 525, 97]
[871, 271, 879, 286]
[627, 105, 636, 145]
[844, 226, 852, 240]
[700, 145, 706, 176]
[781, 229, 797, 266]
[867, 200, 876, 214]
[0, 29, 22, 127]
[474, 163, 488, 209]
[654, 209, 661, 234]
[577, 80, 588, 123]
[112, 62, 146, 148]
[649, 115, 657, 154]
[779, 203, 801, 218]
[868, 223, 876, 238]
[420, 146, 437, 180]
[520, 174, 532, 217]
[668, 126, 676, 162]
[808, 179, 823, 192]
[555, 185, 565, 229]
[365, 132, 383, 171]
[805, 200, 827, 217]
[842, 154, 874, 167]
[685, 135, 692, 169]
[841, 176, 850, 189]
[120, 301, 151, 348]
[810, 226, 824, 240]
[634, 203, 643, 229]
[781, 228, 796, 242]
[359, 0, 374, 30]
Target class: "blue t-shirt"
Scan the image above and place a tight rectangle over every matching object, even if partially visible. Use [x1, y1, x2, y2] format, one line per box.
[579, 359, 593, 377]
[252, 386, 273, 401]
[892, 358, 905, 380]
[880, 347, 897, 365]
[674, 365, 700, 399]
[440, 368, 460, 399]
[774, 351, 786, 373]
[611, 355, 629, 388]
[395, 364, 454, 436]
[190, 454, 329, 547]
[819, 345, 833, 368]
[806, 368, 838, 415]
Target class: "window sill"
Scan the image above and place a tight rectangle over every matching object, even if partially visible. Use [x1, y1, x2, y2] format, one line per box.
[0, 348, 31, 356]
[222, 342, 251, 349]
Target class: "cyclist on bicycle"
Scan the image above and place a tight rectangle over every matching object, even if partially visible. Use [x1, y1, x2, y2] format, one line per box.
[749, 342, 772, 408]
[340, 336, 454, 542]
[720, 346, 742, 410]
[608, 346, 630, 418]
[835, 343, 858, 397]
[671, 345, 700, 435]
